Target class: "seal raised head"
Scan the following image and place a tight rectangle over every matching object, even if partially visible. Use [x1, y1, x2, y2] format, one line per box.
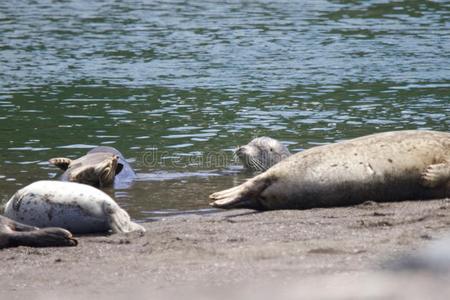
[49, 146, 136, 188]
[0, 215, 77, 248]
[4, 181, 145, 234]
[211, 130, 450, 210]
[235, 137, 291, 172]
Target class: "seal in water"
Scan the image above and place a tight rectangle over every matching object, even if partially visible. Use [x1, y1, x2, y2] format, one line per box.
[235, 137, 291, 172]
[211, 130, 450, 210]
[0, 215, 77, 248]
[4, 181, 145, 234]
[49, 146, 136, 188]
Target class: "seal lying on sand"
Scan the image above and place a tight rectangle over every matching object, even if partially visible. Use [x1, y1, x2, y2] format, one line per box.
[0, 215, 77, 248]
[49, 146, 136, 188]
[211, 130, 450, 210]
[4, 181, 145, 234]
[235, 137, 291, 172]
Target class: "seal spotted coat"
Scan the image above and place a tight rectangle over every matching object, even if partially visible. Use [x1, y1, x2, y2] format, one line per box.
[4, 181, 145, 234]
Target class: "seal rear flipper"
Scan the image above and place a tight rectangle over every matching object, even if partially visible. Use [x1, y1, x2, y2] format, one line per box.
[9, 227, 78, 248]
[49, 157, 72, 171]
[5, 217, 38, 232]
[104, 202, 145, 234]
[209, 174, 272, 209]
[97, 155, 119, 188]
[421, 160, 450, 188]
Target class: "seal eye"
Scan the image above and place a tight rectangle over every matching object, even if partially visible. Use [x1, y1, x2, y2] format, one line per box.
[270, 148, 273, 152]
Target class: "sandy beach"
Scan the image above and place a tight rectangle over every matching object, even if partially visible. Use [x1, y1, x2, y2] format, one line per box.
[2, 198, 450, 299]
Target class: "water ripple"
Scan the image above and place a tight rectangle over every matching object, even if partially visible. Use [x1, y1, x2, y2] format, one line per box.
[0, 0, 448, 219]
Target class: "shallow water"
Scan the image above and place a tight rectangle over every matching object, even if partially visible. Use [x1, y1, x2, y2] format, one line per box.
[0, 0, 449, 220]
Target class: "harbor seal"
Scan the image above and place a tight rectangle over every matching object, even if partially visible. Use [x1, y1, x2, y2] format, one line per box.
[4, 181, 145, 234]
[235, 137, 291, 172]
[210, 130, 450, 210]
[49, 146, 136, 188]
[0, 215, 77, 248]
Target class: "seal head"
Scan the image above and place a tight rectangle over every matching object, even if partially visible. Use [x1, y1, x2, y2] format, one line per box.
[235, 137, 291, 172]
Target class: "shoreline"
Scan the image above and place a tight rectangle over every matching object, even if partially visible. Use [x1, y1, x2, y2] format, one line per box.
[2, 198, 450, 299]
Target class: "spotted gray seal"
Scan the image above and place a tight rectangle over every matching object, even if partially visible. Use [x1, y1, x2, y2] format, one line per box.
[0, 215, 77, 248]
[49, 146, 136, 188]
[4, 180, 145, 234]
[235, 137, 291, 172]
[211, 130, 450, 210]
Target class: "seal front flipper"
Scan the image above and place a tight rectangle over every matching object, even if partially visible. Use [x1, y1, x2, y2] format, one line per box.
[49, 157, 72, 171]
[209, 174, 273, 209]
[421, 160, 450, 188]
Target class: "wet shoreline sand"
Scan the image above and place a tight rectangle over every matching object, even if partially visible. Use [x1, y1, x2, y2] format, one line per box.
[2, 198, 450, 299]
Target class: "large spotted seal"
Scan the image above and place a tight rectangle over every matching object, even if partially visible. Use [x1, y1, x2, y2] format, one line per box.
[49, 146, 136, 188]
[235, 137, 291, 172]
[0, 215, 77, 248]
[4, 181, 145, 234]
[211, 130, 450, 210]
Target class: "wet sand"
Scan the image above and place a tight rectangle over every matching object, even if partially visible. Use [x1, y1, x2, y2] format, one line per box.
[2, 198, 450, 299]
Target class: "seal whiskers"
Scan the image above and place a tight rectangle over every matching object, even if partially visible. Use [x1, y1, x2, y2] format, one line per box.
[248, 156, 265, 172]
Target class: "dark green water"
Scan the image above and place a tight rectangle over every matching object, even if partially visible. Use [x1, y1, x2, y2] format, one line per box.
[0, 0, 449, 220]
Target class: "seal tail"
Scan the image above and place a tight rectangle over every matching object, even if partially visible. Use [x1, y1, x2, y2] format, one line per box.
[209, 174, 272, 209]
